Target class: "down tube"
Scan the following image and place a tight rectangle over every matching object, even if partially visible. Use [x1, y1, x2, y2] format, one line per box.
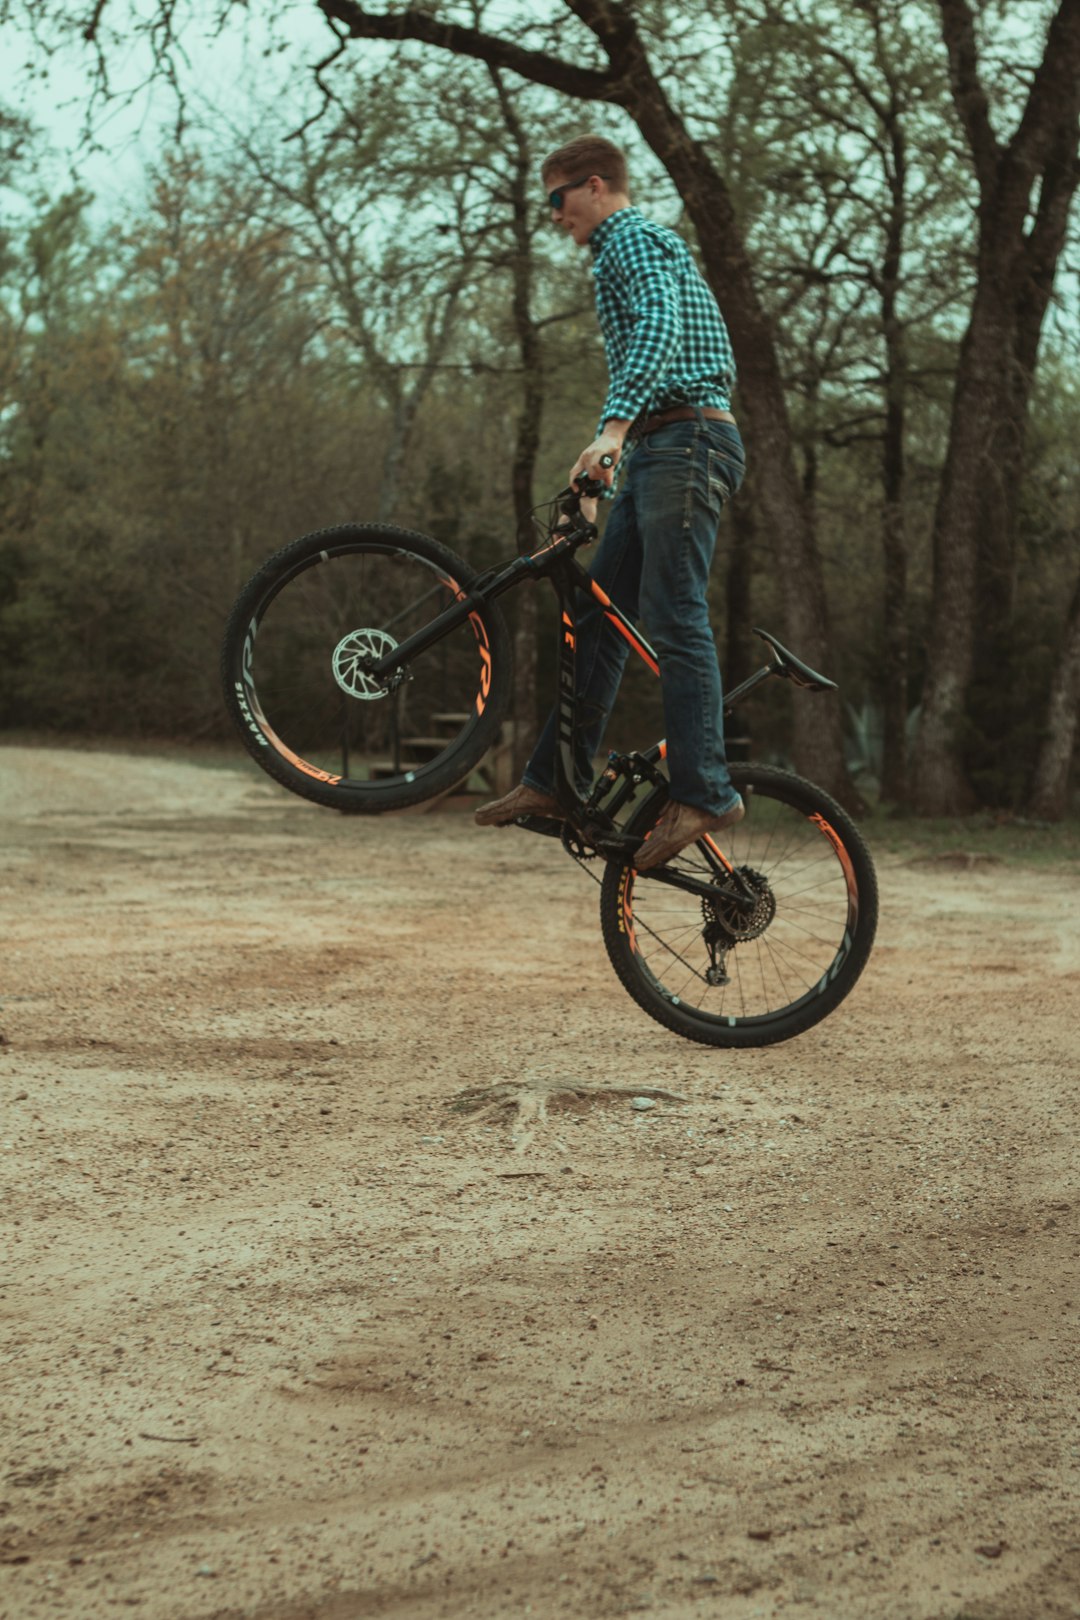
[586, 577, 661, 676]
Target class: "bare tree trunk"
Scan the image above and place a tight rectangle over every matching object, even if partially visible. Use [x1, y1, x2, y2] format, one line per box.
[879, 416, 908, 806]
[914, 295, 1011, 814]
[1029, 563, 1080, 820]
[966, 120, 1080, 803]
[636, 119, 854, 803]
[489, 68, 545, 784]
[878, 103, 910, 809]
[913, 0, 1080, 814]
[375, 278, 468, 523]
[376, 383, 417, 524]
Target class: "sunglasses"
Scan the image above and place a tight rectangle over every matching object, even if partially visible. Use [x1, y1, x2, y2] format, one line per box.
[547, 174, 605, 210]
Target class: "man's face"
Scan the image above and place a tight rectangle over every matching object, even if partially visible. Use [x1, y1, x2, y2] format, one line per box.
[546, 171, 602, 248]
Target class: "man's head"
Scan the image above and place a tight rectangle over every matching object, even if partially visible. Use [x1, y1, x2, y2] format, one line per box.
[541, 135, 630, 247]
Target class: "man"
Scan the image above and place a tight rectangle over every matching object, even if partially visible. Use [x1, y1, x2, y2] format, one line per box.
[476, 134, 746, 870]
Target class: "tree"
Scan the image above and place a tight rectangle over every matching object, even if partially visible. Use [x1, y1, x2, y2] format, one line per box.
[718, 0, 971, 803]
[5, 0, 1079, 815]
[911, 0, 1080, 812]
[0, 153, 354, 735]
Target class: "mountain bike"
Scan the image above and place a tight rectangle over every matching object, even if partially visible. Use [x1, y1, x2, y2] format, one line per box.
[222, 479, 877, 1048]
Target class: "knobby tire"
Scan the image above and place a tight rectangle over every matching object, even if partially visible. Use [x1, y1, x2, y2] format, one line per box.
[599, 765, 877, 1047]
[221, 525, 512, 813]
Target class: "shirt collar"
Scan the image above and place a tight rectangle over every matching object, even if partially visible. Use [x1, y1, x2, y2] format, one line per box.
[588, 205, 639, 254]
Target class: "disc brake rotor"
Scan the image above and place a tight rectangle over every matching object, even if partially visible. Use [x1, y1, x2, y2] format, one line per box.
[331, 628, 399, 700]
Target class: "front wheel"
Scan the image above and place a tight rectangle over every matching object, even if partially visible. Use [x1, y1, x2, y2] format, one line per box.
[222, 524, 512, 812]
[599, 765, 877, 1047]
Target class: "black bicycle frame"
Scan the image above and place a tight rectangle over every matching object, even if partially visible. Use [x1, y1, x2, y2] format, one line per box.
[360, 508, 833, 895]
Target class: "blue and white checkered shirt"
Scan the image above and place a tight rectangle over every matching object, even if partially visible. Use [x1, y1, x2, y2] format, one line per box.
[589, 207, 736, 433]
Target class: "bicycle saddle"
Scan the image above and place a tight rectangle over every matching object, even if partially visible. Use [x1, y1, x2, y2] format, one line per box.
[753, 628, 837, 692]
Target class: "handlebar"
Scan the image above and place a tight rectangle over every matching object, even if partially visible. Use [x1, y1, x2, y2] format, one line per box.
[556, 453, 615, 525]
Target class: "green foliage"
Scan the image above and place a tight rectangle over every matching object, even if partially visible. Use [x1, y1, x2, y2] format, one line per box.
[866, 806, 1080, 867]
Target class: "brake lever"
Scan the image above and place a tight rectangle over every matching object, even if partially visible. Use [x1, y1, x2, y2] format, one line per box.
[559, 453, 615, 518]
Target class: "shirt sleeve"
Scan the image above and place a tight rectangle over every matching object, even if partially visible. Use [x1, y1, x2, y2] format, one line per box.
[598, 229, 683, 427]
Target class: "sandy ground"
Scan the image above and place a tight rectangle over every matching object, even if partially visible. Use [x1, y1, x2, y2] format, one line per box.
[1, 743, 1078, 1620]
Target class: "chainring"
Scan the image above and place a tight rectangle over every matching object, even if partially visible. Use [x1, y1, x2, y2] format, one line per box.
[561, 824, 599, 862]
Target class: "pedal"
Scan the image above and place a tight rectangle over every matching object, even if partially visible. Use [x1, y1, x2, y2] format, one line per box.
[514, 814, 565, 839]
[593, 831, 642, 862]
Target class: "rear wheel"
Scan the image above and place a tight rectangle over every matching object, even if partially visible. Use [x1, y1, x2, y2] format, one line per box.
[222, 525, 512, 812]
[599, 765, 877, 1047]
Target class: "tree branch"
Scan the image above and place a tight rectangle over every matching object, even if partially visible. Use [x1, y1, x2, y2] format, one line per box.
[286, 27, 353, 142]
[315, 1, 617, 102]
[1007, 0, 1080, 179]
[82, 0, 110, 42]
[936, 0, 999, 193]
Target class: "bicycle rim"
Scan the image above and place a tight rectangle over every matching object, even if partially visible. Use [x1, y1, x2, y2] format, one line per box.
[225, 528, 507, 810]
[600, 766, 877, 1047]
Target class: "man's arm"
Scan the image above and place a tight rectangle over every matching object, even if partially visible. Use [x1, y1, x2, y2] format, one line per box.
[570, 227, 683, 509]
[597, 228, 682, 427]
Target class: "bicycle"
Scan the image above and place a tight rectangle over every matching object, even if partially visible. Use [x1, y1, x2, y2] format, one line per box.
[222, 478, 877, 1048]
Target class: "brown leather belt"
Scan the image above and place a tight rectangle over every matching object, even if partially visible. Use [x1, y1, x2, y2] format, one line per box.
[635, 404, 737, 437]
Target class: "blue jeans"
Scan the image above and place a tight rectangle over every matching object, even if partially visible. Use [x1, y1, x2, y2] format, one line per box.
[524, 412, 746, 814]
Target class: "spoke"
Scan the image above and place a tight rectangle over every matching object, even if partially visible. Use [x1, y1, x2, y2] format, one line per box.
[633, 911, 708, 983]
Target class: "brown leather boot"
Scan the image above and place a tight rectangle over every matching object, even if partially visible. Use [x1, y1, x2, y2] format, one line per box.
[634, 795, 745, 870]
[474, 783, 565, 827]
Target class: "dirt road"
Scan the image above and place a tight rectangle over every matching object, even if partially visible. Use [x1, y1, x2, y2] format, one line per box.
[1, 745, 1077, 1620]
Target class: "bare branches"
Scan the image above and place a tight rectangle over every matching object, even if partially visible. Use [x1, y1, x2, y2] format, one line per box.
[82, 0, 110, 43]
[315, 0, 617, 102]
[938, 0, 1080, 211]
[286, 25, 352, 143]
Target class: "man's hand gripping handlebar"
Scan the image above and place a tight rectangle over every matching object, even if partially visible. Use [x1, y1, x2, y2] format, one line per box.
[555, 453, 615, 540]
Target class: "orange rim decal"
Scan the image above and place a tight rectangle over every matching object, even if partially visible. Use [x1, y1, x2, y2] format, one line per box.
[257, 716, 342, 784]
[618, 868, 637, 951]
[810, 813, 859, 915]
[437, 573, 491, 716]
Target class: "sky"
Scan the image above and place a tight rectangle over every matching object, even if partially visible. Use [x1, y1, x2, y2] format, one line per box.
[0, 1, 340, 214]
